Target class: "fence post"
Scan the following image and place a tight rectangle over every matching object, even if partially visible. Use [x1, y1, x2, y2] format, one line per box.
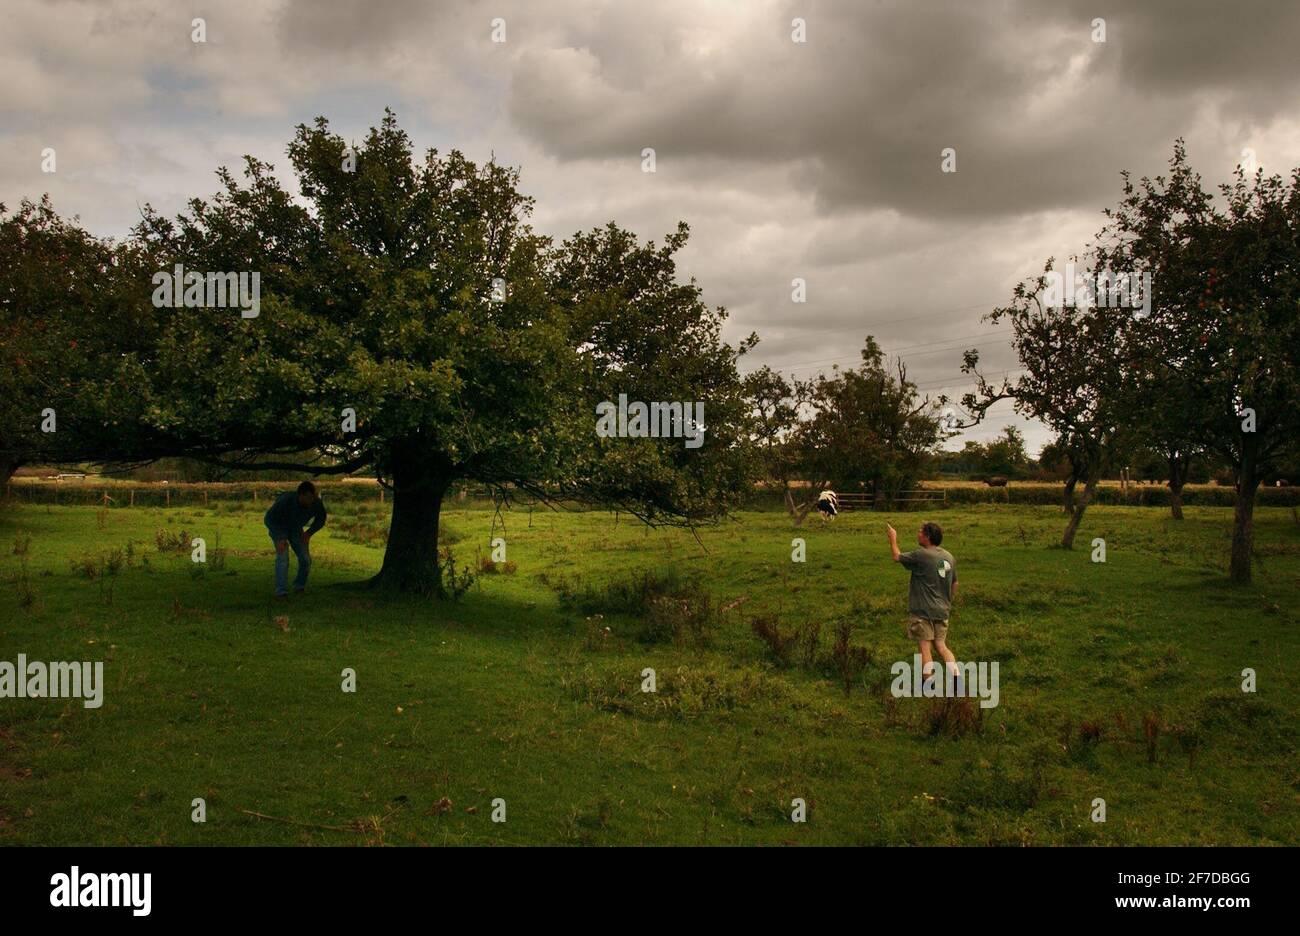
[129, 490, 135, 508]
[166, 488, 170, 508]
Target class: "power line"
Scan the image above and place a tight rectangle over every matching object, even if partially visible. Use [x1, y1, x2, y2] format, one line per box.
[913, 370, 1026, 392]
[748, 297, 1006, 342]
[770, 328, 1013, 373]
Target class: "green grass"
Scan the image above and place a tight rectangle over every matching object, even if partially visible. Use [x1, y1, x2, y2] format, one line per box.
[1, 498, 1297, 845]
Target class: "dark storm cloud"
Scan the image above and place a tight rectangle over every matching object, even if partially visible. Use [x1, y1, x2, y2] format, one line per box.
[5, 0, 1298, 453]
[275, 0, 439, 55]
[1032, 0, 1300, 108]
[507, 0, 1300, 219]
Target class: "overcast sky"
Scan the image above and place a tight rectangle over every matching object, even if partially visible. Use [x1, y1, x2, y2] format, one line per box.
[5, 0, 1299, 455]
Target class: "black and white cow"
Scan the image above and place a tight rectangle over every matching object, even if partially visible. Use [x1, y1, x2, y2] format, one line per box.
[816, 489, 839, 520]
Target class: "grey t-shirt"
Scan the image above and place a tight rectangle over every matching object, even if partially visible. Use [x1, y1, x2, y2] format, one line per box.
[898, 546, 956, 620]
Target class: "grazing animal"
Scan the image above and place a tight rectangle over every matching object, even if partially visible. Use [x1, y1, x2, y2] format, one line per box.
[816, 489, 839, 520]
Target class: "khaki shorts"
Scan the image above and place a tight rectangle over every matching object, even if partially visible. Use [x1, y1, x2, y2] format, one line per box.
[907, 616, 949, 642]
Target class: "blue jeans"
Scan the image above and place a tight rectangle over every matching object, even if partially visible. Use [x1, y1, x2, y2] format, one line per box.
[268, 527, 310, 594]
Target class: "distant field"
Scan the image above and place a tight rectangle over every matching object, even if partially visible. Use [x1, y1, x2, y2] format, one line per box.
[1, 498, 1296, 845]
[922, 479, 1213, 490]
[8, 476, 1300, 520]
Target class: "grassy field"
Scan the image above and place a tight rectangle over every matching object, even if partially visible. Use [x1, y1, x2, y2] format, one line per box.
[1, 496, 1297, 846]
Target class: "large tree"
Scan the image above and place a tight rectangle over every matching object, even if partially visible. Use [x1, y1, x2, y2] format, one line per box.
[1092, 143, 1212, 522]
[962, 259, 1130, 549]
[970, 143, 1300, 577]
[1098, 143, 1300, 580]
[110, 111, 753, 594]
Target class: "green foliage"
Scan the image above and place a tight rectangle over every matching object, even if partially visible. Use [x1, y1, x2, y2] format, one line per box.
[936, 483, 1298, 508]
[1099, 142, 1300, 487]
[829, 619, 872, 696]
[642, 583, 717, 649]
[793, 338, 944, 506]
[437, 548, 476, 601]
[542, 567, 715, 647]
[4, 555, 39, 610]
[977, 426, 1031, 479]
[154, 528, 192, 553]
[0, 197, 151, 483]
[750, 614, 821, 669]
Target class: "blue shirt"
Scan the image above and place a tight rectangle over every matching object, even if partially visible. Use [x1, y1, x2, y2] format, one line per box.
[264, 492, 327, 538]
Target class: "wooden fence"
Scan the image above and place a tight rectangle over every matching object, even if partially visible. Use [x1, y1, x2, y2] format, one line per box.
[830, 489, 947, 511]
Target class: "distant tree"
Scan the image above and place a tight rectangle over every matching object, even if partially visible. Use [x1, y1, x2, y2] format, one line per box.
[1123, 444, 1169, 485]
[977, 425, 1031, 479]
[931, 446, 971, 478]
[1035, 435, 1081, 497]
[0, 197, 150, 487]
[742, 365, 810, 516]
[1112, 397, 1202, 518]
[794, 338, 944, 515]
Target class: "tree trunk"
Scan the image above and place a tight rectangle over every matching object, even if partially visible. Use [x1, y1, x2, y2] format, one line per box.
[1169, 485, 1185, 520]
[791, 481, 824, 526]
[0, 456, 20, 491]
[1061, 472, 1099, 549]
[1230, 464, 1260, 585]
[1062, 473, 1078, 514]
[1167, 455, 1187, 520]
[369, 453, 455, 595]
[789, 479, 831, 526]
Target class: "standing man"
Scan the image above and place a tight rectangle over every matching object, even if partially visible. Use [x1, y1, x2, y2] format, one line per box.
[887, 521, 959, 685]
[264, 481, 327, 598]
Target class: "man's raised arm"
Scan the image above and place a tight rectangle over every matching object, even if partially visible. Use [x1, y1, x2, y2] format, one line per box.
[886, 524, 901, 562]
